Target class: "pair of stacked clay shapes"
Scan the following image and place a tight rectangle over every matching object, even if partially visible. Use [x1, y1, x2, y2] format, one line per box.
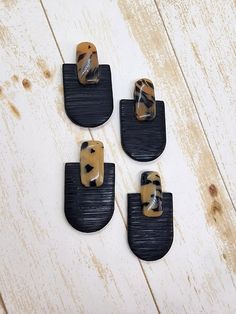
[63, 42, 173, 261]
[63, 42, 166, 162]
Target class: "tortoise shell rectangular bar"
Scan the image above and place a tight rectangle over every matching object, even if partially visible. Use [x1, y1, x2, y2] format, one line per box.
[134, 78, 156, 121]
[141, 171, 163, 217]
[76, 42, 99, 85]
[80, 141, 104, 187]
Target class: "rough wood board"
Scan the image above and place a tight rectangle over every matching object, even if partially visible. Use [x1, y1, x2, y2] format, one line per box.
[156, 0, 236, 204]
[0, 0, 235, 313]
[42, 0, 236, 313]
[0, 1, 158, 313]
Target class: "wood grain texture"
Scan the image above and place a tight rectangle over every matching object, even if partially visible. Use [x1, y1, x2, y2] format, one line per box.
[156, 0, 236, 204]
[0, 0, 236, 313]
[0, 294, 7, 314]
[41, 0, 236, 313]
[0, 1, 159, 313]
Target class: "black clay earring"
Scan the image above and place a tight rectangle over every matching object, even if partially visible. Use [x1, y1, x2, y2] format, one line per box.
[128, 171, 173, 261]
[120, 78, 166, 161]
[62, 42, 113, 127]
[65, 141, 115, 232]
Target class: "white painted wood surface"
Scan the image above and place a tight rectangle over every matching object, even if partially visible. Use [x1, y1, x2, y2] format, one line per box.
[0, 0, 235, 313]
[156, 0, 236, 205]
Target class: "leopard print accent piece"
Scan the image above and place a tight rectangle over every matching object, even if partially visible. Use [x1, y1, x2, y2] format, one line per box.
[134, 78, 156, 121]
[76, 42, 99, 85]
[141, 171, 163, 217]
[80, 141, 104, 187]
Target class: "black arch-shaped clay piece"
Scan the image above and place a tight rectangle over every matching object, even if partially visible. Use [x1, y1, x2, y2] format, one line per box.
[120, 100, 166, 161]
[65, 163, 115, 233]
[128, 192, 173, 261]
[62, 64, 113, 127]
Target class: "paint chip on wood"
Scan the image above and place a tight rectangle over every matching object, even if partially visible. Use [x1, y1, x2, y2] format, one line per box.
[211, 200, 222, 216]
[209, 184, 218, 197]
[11, 74, 19, 83]
[8, 101, 21, 119]
[22, 78, 31, 90]
[37, 58, 53, 80]
[43, 70, 51, 79]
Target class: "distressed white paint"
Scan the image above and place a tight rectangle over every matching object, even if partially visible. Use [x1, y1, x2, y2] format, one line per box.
[0, 0, 235, 313]
[156, 0, 236, 204]
[0, 1, 158, 313]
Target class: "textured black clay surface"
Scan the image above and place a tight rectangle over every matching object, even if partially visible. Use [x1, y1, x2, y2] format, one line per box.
[128, 192, 173, 261]
[63, 64, 113, 127]
[120, 100, 166, 161]
[65, 163, 115, 233]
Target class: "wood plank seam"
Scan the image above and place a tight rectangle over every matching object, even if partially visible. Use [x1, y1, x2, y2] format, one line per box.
[39, 0, 161, 312]
[1, 0, 235, 312]
[153, 0, 236, 212]
[39, 0, 236, 312]
[0, 293, 8, 314]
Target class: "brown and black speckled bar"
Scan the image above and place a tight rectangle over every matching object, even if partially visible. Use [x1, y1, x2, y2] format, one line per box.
[120, 100, 166, 162]
[128, 193, 173, 261]
[62, 64, 113, 127]
[65, 163, 115, 233]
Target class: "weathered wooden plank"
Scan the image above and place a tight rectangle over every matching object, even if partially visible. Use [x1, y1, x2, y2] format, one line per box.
[0, 1, 159, 313]
[156, 0, 236, 204]
[41, 0, 236, 313]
